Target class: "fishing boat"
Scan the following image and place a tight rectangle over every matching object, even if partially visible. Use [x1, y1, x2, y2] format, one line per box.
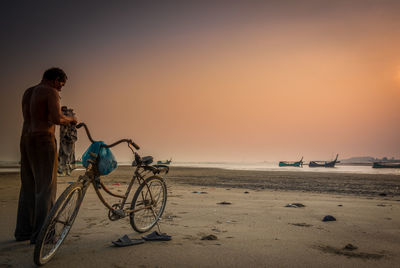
[372, 162, 400, 168]
[309, 154, 339, 168]
[279, 157, 303, 167]
[157, 158, 172, 165]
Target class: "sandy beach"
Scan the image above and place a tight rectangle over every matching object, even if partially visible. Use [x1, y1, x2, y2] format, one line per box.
[1, 166, 399, 267]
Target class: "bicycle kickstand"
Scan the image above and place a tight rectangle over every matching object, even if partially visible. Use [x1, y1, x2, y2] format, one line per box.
[151, 208, 162, 233]
[156, 220, 162, 233]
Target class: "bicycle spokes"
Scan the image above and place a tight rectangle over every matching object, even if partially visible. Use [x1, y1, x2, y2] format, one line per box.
[130, 177, 167, 233]
[40, 187, 81, 261]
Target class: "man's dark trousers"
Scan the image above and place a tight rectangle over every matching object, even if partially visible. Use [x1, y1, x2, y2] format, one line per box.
[15, 133, 57, 243]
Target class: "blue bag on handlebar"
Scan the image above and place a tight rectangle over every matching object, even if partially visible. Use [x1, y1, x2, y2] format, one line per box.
[82, 141, 117, 175]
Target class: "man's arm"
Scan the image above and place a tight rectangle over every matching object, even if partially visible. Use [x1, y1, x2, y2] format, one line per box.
[47, 89, 77, 125]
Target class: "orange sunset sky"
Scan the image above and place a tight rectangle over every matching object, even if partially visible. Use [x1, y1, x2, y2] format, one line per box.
[0, 1, 399, 162]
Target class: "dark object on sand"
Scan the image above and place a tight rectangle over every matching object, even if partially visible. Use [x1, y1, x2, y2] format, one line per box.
[112, 235, 145, 247]
[217, 201, 232, 205]
[372, 162, 400, 168]
[201, 234, 218, 240]
[244, 191, 249, 194]
[344, 244, 358, 251]
[379, 193, 387, 197]
[142, 231, 171, 241]
[309, 154, 339, 168]
[279, 157, 303, 167]
[322, 215, 336, 222]
[285, 203, 305, 208]
[289, 223, 312, 227]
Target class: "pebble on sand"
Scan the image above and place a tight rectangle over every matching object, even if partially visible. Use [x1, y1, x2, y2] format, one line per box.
[217, 201, 232, 205]
[285, 203, 305, 208]
[343, 244, 358, 251]
[201, 234, 218, 240]
[322, 215, 336, 222]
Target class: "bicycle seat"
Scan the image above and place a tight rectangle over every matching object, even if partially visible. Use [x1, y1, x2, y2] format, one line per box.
[132, 156, 153, 166]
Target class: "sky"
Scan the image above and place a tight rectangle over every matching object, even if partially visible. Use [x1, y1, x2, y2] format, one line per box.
[0, 1, 399, 163]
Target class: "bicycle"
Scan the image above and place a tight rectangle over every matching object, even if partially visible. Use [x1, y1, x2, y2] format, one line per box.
[34, 123, 169, 266]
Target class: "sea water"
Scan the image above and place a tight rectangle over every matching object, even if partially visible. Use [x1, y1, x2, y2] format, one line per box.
[2, 162, 399, 175]
[171, 161, 400, 175]
[0, 168, 20, 173]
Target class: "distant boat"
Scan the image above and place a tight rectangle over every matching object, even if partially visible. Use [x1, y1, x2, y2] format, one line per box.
[279, 157, 303, 167]
[372, 162, 400, 168]
[157, 158, 172, 165]
[309, 154, 339, 168]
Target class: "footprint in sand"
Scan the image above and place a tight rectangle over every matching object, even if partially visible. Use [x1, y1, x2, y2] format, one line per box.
[316, 245, 385, 260]
[83, 217, 97, 222]
[164, 214, 182, 221]
[169, 194, 183, 198]
[289, 223, 313, 227]
[87, 222, 97, 228]
[182, 234, 197, 240]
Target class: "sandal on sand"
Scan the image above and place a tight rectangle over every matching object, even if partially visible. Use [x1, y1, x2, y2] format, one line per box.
[142, 231, 171, 241]
[112, 235, 145, 247]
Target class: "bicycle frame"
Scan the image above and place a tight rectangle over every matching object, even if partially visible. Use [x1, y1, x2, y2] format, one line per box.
[75, 162, 160, 220]
[75, 122, 168, 220]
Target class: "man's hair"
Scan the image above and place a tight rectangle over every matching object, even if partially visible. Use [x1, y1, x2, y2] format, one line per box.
[42, 67, 68, 82]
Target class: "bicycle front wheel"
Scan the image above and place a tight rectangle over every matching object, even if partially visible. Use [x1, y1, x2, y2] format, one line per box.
[34, 182, 85, 266]
[130, 176, 167, 233]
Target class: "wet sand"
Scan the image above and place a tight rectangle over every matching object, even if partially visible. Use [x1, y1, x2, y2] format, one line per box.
[1, 166, 399, 267]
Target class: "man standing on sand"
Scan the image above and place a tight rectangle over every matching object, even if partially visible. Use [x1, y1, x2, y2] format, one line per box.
[15, 68, 77, 244]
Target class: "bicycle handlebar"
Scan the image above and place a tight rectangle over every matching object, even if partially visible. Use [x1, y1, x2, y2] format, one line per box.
[76, 123, 140, 150]
[76, 123, 95, 143]
[104, 139, 139, 149]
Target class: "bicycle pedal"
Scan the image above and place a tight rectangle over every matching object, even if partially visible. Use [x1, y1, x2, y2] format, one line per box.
[113, 209, 125, 217]
[108, 205, 124, 221]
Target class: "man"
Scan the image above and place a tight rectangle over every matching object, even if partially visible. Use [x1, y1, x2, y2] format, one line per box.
[15, 67, 77, 244]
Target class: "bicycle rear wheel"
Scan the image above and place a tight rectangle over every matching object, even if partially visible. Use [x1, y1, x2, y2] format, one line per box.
[34, 182, 85, 266]
[130, 176, 167, 233]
